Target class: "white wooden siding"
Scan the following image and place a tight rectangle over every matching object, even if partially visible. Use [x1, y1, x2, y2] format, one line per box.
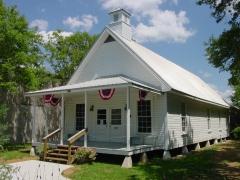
[63, 87, 166, 147]
[167, 93, 229, 149]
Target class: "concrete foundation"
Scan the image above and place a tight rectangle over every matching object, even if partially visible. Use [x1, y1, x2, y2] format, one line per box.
[182, 146, 189, 154]
[163, 150, 171, 160]
[195, 143, 201, 150]
[30, 146, 36, 156]
[122, 156, 132, 168]
[206, 140, 210, 147]
[140, 152, 148, 164]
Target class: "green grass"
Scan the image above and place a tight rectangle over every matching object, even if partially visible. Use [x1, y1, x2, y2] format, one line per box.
[0, 144, 34, 163]
[67, 141, 240, 180]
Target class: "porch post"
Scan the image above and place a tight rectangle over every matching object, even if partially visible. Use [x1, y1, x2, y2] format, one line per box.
[30, 97, 37, 156]
[32, 97, 37, 144]
[84, 91, 88, 147]
[126, 87, 131, 150]
[60, 94, 64, 145]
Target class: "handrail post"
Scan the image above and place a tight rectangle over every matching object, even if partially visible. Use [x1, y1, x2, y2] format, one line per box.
[67, 143, 72, 164]
[43, 139, 48, 161]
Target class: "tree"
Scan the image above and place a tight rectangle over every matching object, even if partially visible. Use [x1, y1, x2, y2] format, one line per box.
[197, 0, 240, 107]
[0, 0, 49, 145]
[45, 31, 98, 85]
[0, 0, 47, 93]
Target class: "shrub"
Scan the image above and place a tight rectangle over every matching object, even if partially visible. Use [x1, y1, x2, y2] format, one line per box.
[0, 104, 9, 149]
[74, 147, 96, 164]
[232, 127, 240, 139]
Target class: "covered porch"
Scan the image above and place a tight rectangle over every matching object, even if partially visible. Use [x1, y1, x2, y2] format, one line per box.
[26, 76, 162, 165]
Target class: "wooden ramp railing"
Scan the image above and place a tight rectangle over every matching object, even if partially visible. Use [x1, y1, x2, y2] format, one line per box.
[42, 128, 61, 161]
[67, 128, 88, 164]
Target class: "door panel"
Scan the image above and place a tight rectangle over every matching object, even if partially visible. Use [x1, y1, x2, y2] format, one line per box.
[95, 109, 109, 142]
[109, 108, 124, 142]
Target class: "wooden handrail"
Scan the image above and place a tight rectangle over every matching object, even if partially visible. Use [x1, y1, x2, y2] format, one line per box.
[42, 128, 61, 140]
[67, 128, 87, 145]
[42, 128, 61, 161]
[67, 128, 88, 164]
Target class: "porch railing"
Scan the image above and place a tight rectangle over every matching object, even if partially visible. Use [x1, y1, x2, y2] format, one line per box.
[67, 128, 88, 164]
[42, 128, 61, 161]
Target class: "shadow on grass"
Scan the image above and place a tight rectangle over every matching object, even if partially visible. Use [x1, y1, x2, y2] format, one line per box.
[134, 150, 219, 180]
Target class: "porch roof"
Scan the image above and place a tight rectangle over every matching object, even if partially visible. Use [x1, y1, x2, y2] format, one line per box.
[25, 76, 161, 96]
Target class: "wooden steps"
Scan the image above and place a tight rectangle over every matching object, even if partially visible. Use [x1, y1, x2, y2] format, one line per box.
[44, 145, 79, 164]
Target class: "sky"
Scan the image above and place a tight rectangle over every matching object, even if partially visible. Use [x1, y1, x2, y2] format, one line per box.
[5, 0, 233, 101]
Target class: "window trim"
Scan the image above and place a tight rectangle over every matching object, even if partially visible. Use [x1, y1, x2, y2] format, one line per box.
[137, 100, 152, 134]
[75, 104, 85, 131]
[111, 108, 122, 125]
[181, 103, 188, 134]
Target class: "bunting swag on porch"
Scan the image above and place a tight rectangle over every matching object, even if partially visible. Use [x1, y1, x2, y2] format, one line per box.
[99, 88, 115, 100]
[139, 90, 148, 101]
[43, 94, 62, 106]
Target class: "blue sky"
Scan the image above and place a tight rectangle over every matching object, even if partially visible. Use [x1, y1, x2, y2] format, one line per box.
[5, 0, 233, 100]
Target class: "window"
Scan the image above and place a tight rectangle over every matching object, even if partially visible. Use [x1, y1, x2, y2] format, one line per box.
[104, 35, 115, 43]
[138, 100, 151, 133]
[76, 104, 85, 130]
[97, 109, 107, 125]
[111, 109, 121, 125]
[218, 111, 221, 128]
[181, 103, 187, 132]
[207, 109, 211, 129]
[113, 14, 119, 22]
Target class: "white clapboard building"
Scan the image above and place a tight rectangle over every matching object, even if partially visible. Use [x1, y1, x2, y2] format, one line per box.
[26, 9, 229, 167]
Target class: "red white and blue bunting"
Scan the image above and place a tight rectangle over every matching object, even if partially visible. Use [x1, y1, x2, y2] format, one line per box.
[139, 90, 148, 101]
[43, 94, 61, 106]
[98, 88, 115, 100]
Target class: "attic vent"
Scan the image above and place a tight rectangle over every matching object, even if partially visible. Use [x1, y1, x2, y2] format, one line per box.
[104, 35, 115, 43]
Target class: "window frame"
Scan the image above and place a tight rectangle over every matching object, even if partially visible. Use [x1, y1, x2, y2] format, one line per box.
[207, 109, 211, 130]
[75, 104, 85, 131]
[181, 103, 188, 134]
[97, 109, 107, 125]
[137, 100, 152, 133]
[111, 108, 122, 125]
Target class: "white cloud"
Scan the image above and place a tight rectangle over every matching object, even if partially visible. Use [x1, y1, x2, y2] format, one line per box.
[39, 31, 73, 43]
[100, 0, 194, 43]
[30, 19, 48, 31]
[63, 14, 98, 31]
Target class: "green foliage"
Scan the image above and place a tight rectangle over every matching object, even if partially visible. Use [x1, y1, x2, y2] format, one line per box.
[197, 0, 240, 24]
[0, 0, 48, 93]
[74, 147, 96, 164]
[0, 104, 9, 147]
[45, 31, 98, 84]
[232, 127, 240, 139]
[197, 0, 240, 107]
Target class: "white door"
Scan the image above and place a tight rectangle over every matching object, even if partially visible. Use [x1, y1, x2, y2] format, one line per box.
[109, 108, 124, 142]
[95, 109, 109, 142]
[95, 107, 124, 143]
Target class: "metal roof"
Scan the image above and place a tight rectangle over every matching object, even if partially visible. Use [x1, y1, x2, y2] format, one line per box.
[25, 76, 161, 96]
[107, 28, 229, 107]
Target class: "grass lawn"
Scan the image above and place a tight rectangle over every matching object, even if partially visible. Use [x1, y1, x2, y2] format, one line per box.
[65, 140, 240, 180]
[0, 144, 37, 163]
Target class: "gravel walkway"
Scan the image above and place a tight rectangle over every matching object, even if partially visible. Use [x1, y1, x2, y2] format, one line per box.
[9, 160, 72, 180]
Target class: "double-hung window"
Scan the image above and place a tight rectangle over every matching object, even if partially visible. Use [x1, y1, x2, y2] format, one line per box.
[207, 109, 211, 130]
[138, 100, 151, 133]
[76, 104, 85, 130]
[181, 103, 187, 133]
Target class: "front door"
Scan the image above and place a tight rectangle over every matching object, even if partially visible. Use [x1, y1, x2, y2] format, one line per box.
[95, 107, 124, 142]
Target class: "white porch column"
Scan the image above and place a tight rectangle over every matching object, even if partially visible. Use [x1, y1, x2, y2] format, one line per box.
[60, 94, 64, 145]
[32, 97, 37, 144]
[84, 91, 88, 147]
[30, 97, 37, 156]
[126, 87, 131, 150]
